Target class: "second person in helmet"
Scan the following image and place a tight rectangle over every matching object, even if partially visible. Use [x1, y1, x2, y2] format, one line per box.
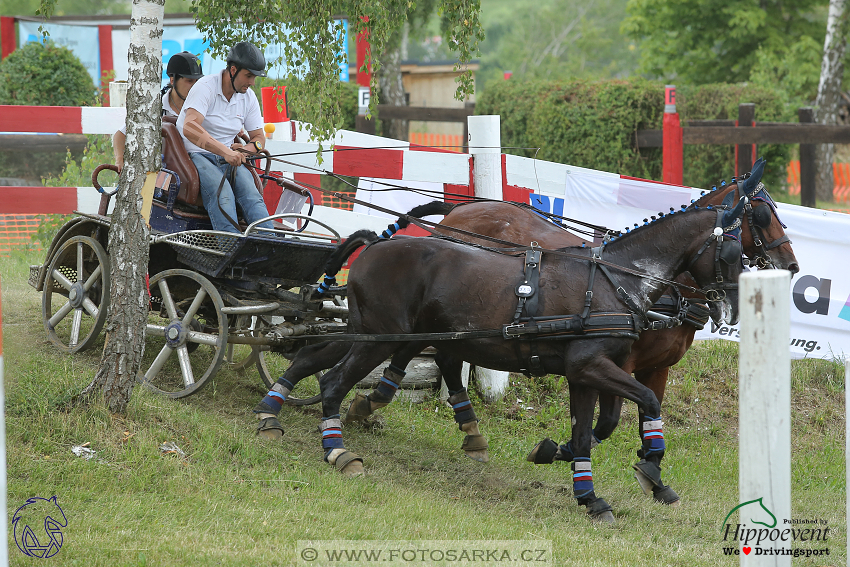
[176, 41, 274, 234]
[112, 50, 203, 172]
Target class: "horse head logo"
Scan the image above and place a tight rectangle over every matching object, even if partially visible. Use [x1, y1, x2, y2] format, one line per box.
[12, 496, 67, 558]
[721, 497, 777, 532]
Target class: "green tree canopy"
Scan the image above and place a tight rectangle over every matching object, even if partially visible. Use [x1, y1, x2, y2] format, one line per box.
[191, 0, 484, 144]
[622, 0, 826, 98]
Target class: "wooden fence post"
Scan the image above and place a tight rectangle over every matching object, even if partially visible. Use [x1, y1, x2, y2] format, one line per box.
[798, 107, 817, 208]
[737, 103, 755, 176]
[739, 270, 791, 566]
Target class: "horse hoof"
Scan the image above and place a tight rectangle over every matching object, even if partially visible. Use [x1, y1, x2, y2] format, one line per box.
[332, 450, 364, 478]
[586, 498, 615, 524]
[632, 459, 662, 495]
[526, 438, 558, 464]
[464, 449, 490, 463]
[343, 393, 372, 425]
[653, 485, 681, 506]
[256, 417, 284, 441]
[591, 510, 616, 524]
[633, 470, 655, 495]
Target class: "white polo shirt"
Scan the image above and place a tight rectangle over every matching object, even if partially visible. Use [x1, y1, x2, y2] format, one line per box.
[118, 91, 177, 135]
[177, 71, 263, 153]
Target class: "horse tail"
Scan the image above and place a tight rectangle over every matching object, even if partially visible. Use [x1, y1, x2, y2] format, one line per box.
[318, 230, 380, 294]
[386, 200, 457, 235]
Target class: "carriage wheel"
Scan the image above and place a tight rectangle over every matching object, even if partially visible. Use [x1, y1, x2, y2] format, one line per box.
[255, 347, 323, 406]
[41, 236, 110, 353]
[139, 269, 228, 398]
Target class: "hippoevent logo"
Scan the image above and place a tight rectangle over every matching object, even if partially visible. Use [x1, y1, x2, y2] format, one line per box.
[720, 497, 830, 558]
[12, 496, 67, 559]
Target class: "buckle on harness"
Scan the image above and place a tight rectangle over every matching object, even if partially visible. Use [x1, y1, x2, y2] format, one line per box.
[503, 323, 523, 338]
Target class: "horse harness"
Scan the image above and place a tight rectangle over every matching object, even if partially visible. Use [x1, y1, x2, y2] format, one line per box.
[505, 207, 741, 375]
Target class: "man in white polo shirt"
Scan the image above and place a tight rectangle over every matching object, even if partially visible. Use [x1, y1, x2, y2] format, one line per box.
[177, 42, 273, 234]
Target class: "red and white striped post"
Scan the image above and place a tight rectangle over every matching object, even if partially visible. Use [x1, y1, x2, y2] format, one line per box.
[662, 85, 683, 185]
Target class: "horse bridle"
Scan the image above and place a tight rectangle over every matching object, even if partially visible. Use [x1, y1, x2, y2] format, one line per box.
[736, 177, 790, 268]
[687, 206, 745, 303]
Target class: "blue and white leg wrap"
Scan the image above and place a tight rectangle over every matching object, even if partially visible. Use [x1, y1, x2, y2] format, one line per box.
[380, 222, 401, 239]
[321, 416, 345, 454]
[641, 416, 666, 457]
[572, 457, 594, 499]
[259, 379, 294, 414]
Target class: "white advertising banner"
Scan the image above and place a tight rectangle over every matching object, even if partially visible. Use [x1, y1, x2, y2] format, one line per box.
[18, 21, 101, 85]
[530, 175, 850, 361]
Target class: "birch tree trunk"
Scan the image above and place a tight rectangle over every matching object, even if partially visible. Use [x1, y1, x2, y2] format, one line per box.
[378, 38, 408, 142]
[81, 0, 163, 413]
[815, 0, 849, 203]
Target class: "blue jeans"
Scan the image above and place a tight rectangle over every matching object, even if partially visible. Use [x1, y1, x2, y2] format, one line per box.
[190, 152, 274, 234]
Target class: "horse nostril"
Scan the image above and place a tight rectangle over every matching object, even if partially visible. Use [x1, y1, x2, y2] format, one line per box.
[787, 263, 800, 275]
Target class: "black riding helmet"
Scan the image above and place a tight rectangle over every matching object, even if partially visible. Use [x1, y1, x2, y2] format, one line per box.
[166, 51, 204, 80]
[226, 42, 267, 92]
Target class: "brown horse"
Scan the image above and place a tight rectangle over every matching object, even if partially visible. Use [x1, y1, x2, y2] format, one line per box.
[264, 159, 796, 475]
[259, 200, 746, 521]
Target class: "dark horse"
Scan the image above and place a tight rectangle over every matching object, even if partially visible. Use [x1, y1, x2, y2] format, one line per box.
[255, 160, 795, 494]
[257, 198, 746, 521]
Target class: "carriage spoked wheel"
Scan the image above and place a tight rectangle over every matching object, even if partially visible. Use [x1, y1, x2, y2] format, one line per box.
[255, 347, 323, 406]
[140, 269, 228, 398]
[41, 235, 110, 353]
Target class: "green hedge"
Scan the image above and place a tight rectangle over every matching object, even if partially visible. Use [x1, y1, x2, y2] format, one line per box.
[0, 41, 96, 106]
[476, 79, 793, 191]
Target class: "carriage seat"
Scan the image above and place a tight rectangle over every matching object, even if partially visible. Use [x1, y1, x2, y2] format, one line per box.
[160, 115, 263, 212]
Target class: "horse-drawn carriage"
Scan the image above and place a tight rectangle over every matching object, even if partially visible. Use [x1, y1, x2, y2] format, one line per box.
[28, 118, 348, 402]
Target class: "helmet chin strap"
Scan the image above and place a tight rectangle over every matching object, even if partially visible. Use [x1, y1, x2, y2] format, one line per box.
[229, 67, 239, 94]
[173, 78, 187, 101]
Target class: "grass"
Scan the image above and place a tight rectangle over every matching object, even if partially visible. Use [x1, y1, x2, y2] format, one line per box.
[1, 247, 847, 566]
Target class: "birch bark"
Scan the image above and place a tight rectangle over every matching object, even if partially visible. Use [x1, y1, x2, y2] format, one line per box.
[815, 0, 849, 203]
[82, 0, 164, 413]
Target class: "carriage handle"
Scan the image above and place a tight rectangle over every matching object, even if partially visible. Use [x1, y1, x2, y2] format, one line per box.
[244, 213, 341, 242]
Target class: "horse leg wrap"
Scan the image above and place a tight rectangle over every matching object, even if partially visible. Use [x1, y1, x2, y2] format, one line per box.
[447, 389, 478, 428]
[253, 379, 294, 417]
[321, 416, 345, 454]
[316, 273, 337, 295]
[367, 365, 406, 408]
[572, 457, 594, 503]
[640, 416, 666, 459]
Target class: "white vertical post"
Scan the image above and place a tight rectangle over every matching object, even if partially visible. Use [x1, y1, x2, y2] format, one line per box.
[467, 115, 509, 401]
[0, 276, 8, 567]
[739, 270, 791, 567]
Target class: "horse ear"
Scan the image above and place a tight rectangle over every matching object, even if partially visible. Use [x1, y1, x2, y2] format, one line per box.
[723, 194, 747, 226]
[721, 190, 735, 209]
[741, 157, 766, 194]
